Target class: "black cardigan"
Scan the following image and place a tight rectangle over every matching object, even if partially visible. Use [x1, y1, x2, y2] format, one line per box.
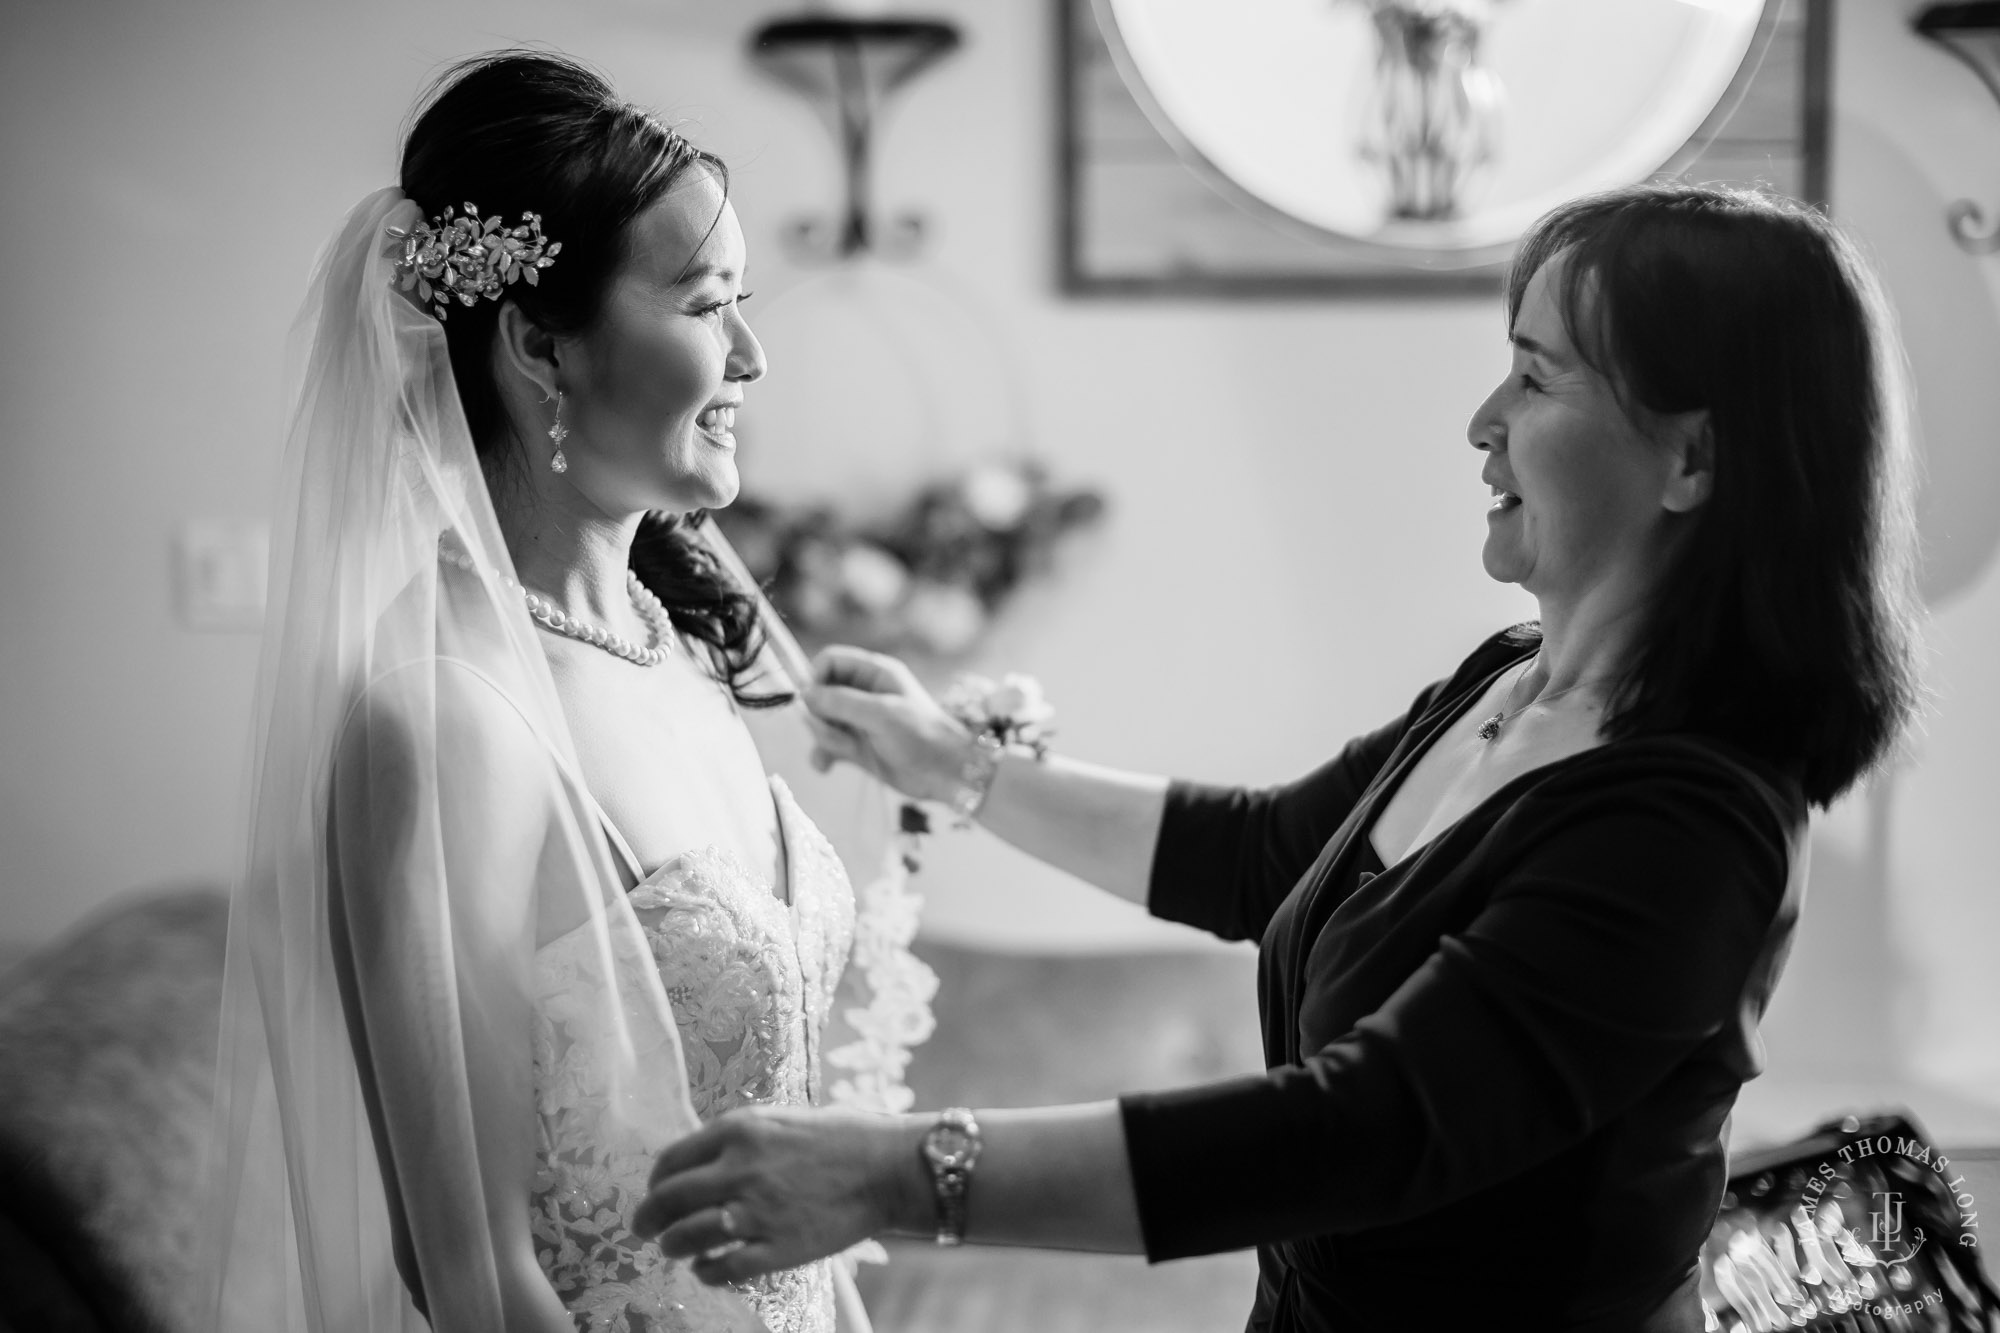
[1118, 629, 1806, 1332]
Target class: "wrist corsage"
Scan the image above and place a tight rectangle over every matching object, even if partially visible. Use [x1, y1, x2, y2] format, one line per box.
[898, 673, 1057, 868]
[940, 673, 1056, 828]
[940, 673, 1057, 761]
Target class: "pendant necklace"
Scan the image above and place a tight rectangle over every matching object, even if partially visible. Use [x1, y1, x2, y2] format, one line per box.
[1475, 663, 1603, 743]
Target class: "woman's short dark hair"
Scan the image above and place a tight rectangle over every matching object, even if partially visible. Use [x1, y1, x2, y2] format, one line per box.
[1509, 181, 1921, 807]
[400, 50, 783, 708]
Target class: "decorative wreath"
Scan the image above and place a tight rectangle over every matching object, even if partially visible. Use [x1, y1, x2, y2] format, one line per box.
[710, 459, 1105, 659]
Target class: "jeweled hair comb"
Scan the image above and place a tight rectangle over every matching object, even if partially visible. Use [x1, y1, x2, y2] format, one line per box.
[388, 203, 562, 321]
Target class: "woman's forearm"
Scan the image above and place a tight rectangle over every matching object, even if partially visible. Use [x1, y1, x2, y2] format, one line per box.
[880, 1102, 1145, 1253]
[804, 652, 1171, 908]
[970, 754, 1170, 908]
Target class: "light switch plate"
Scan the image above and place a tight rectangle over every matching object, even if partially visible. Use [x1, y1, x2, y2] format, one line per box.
[173, 519, 270, 631]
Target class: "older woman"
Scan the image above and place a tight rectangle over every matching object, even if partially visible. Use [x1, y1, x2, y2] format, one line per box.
[633, 182, 1922, 1331]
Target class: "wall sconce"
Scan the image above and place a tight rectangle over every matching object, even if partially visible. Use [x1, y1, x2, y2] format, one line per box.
[1914, 2, 2000, 253]
[749, 14, 962, 261]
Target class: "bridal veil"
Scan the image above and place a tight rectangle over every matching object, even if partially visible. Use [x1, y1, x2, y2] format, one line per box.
[196, 189, 931, 1331]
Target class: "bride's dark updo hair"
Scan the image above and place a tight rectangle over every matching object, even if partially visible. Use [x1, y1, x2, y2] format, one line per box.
[401, 50, 782, 708]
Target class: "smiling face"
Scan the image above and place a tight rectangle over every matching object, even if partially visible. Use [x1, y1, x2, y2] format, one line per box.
[1467, 253, 1708, 608]
[552, 170, 764, 516]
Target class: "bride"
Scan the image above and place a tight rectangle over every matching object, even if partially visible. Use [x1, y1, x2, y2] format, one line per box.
[197, 51, 925, 1333]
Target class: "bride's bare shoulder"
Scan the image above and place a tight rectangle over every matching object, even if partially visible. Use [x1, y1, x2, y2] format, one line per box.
[332, 651, 557, 869]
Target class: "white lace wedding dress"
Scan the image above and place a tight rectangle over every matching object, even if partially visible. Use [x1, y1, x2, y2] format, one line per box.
[530, 774, 868, 1333]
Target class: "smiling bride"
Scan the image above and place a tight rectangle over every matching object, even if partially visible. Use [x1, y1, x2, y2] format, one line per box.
[195, 51, 927, 1333]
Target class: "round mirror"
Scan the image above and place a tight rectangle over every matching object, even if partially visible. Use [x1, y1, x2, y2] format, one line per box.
[1096, 0, 1771, 269]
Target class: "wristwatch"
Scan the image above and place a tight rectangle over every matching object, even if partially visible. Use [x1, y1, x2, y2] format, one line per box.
[918, 1107, 983, 1246]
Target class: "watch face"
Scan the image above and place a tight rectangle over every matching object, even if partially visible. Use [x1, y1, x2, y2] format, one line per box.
[925, 1124, 974, 1169]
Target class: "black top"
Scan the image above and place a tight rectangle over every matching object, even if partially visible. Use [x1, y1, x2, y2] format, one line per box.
[1118, 628, 1807, 1332]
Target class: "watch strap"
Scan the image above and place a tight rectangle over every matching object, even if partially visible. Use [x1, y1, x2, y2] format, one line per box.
[934, 1167, 971, 1247]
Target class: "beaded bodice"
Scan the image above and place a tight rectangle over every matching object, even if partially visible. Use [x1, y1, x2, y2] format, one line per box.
[530, 776, 856, 1333]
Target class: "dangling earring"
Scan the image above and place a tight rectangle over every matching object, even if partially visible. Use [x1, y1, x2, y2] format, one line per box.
[547, 390, 569, 474]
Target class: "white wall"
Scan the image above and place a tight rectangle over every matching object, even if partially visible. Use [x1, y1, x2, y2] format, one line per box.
[1829, 0, 2000, 1107]
[1, 0, 1995, 1113]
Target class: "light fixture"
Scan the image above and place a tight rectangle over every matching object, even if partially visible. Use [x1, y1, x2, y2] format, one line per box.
[748, 14, 962, 261]
[1914, 2, 2000, 253]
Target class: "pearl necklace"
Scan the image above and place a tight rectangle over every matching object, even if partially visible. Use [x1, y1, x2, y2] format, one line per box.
[440, 543, 676, 667]
[1475, 663, 1602, 743]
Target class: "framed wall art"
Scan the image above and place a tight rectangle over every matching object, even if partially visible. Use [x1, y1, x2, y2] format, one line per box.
[1058, 0, 1831, 297]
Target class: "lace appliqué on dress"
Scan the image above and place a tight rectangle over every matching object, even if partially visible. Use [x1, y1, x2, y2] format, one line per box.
[818, 809, 939, 1272]
[531, 778, 857, 1333]
[825, 846, 938, 1119]
[532, 923, 712, 1332]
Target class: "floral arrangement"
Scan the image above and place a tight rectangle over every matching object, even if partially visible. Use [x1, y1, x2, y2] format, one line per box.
[710, 459, 1105, 658]
[1334, 0, 1509, 220]
[1335, 0, 1502, 20]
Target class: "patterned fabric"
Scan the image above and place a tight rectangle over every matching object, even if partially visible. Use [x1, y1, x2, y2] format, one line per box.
[825, 852, 935, 1118]
[531, 777, 857, 1333]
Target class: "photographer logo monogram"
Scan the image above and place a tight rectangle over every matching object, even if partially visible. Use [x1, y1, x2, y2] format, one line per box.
[1800, 1133, 1980, 1263]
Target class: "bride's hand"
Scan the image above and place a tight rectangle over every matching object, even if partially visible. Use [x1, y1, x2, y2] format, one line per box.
[803, 646, 976, 803]
[633, 1106, 922, 1285]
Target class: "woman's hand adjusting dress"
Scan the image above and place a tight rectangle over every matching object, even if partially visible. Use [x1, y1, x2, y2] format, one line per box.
[634, 1106, 924, 1288]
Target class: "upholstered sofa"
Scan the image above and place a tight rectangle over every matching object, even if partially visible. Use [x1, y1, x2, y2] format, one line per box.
[0, 889, 230, 1331]
[0, 887, 1265, 1333]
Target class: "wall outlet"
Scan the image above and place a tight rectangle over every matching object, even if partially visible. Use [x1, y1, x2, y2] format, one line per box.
[173, 519, 270, 631]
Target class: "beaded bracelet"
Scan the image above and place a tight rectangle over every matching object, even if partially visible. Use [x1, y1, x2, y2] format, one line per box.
[946, 731, 1009, 829]
[895, 674, 1056, 862]
[938, 673, 1055, 830]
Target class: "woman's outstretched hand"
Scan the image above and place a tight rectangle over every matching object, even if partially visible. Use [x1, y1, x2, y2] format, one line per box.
[632, 1106, 921, 1285]
[803, 646, 974, 804]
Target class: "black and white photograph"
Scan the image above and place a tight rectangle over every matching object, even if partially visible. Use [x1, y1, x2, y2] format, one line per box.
[2, 1, 1998, 1330]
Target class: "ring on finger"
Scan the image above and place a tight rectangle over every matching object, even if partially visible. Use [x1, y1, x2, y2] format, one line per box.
[701, 1204, 747, 1261]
